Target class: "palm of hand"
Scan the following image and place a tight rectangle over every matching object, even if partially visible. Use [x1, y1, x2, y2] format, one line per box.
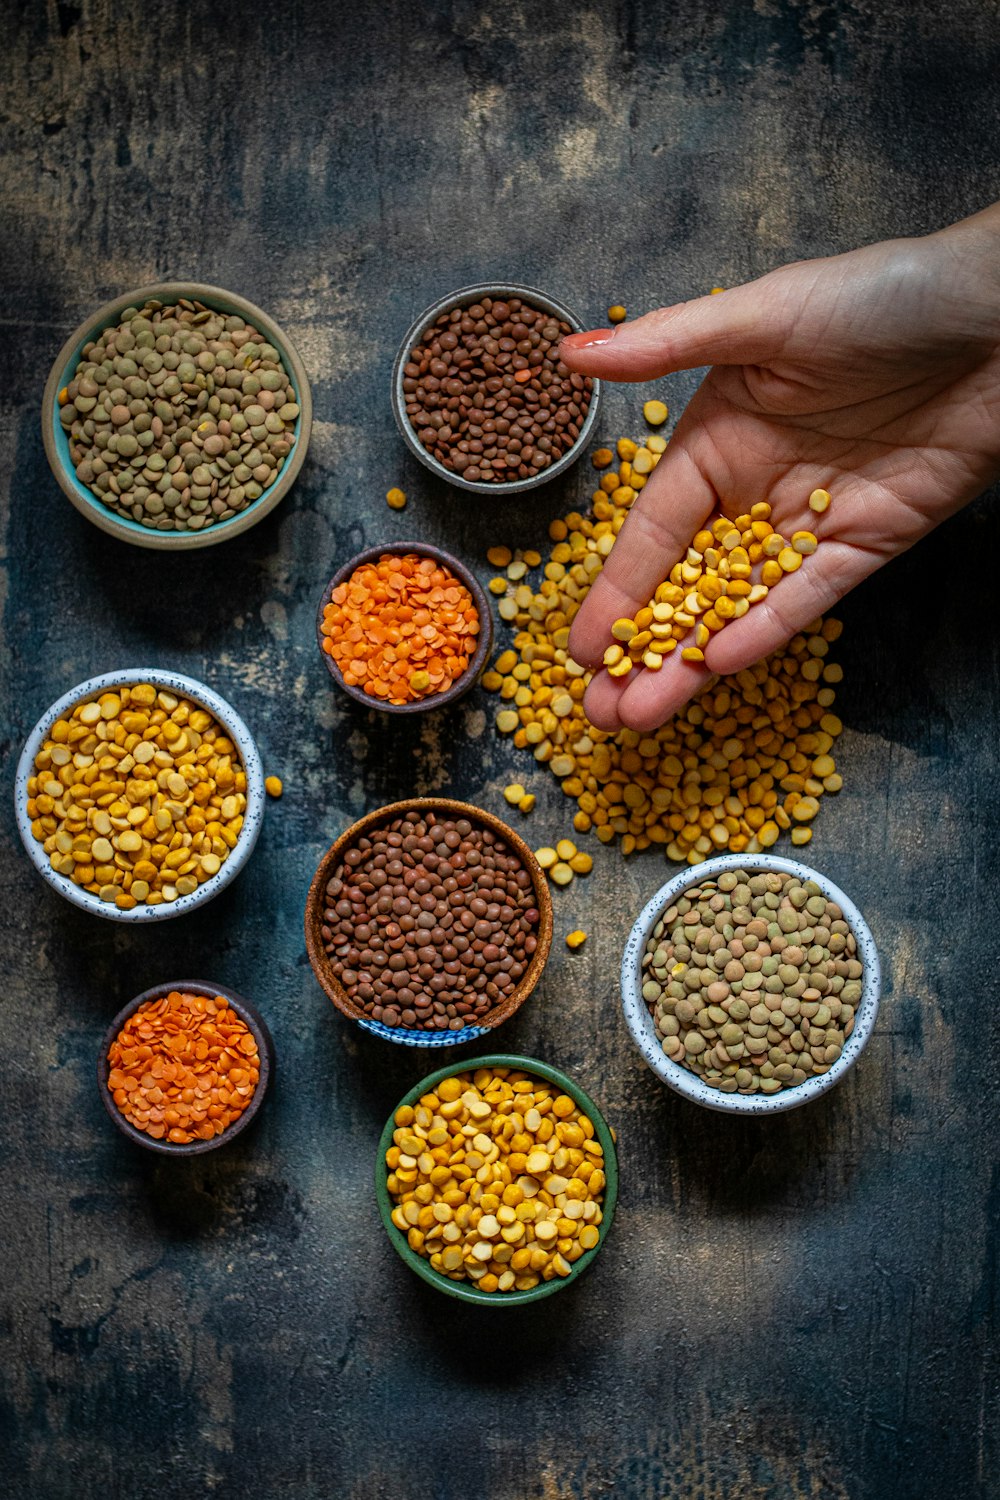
[572, 258, 1000, 732]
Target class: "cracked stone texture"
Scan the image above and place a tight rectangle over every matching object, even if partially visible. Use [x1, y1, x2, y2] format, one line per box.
[1, 2, 999, 1497]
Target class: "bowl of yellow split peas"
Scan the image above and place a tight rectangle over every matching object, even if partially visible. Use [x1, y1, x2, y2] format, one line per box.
[375, 1055, 618, 1304]
[15, 667, 265, 922]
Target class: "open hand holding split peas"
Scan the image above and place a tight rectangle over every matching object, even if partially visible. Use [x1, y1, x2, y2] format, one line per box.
[559, 202, 1000, 732]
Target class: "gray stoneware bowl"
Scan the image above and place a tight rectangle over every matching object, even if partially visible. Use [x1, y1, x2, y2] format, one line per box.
[15, 667, 265, 923]
[316, 541, 493, 714]
[97, 979, 274, 1156]
[392, 282, 601, 495]
[620, 853, 881, 1115]
[42, 281, 312, 550]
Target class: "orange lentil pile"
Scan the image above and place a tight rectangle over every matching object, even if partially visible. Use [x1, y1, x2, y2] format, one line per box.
[106, 989, 261, 1144]
[320, 552, 481, 704]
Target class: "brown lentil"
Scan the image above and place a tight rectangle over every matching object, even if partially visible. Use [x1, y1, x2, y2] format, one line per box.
[27, 684, 246, 908]
[321, 811, 541, 1031]
[59, 298, 300, 533]
[386, 1066, 606, 1291]
[107, 989, 260, 1142]
[641, 869, 862, 1094]
[401, 295, 594, 483]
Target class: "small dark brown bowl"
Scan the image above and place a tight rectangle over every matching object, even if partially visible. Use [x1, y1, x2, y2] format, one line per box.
[97, 980, 274, 1155]
[316, 542, 493, 714]
[304, 798, 554, 1047]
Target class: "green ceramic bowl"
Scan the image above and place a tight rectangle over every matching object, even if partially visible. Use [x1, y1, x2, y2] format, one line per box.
[375, 1053, 618, 1306]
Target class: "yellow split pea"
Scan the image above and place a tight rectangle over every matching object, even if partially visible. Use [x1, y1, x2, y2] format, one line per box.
[481, 430, 846, 866]
[385, 1066, 607, 1292]
[26, 683, 247, 908]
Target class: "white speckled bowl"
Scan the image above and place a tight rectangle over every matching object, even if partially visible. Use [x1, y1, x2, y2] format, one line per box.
[621, 854, 881, 1115]
[15, 668, 265, 923]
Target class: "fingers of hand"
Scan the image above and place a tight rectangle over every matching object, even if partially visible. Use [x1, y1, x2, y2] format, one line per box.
[560, 285, 780, 381]
[613, 654, 714, 733]
[582, 670, 629, 732]
[567, 445, 717, 667]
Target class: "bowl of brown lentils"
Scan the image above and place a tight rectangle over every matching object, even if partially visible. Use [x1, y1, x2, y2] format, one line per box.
[43, 282, 312, 549]
[621, 854, 880, 1114]
[392, 283, 600, 494]
[305, 798, 554, 1046]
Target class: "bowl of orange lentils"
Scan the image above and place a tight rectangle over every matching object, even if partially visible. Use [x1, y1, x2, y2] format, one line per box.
[316, 542, 492, 712]
[97, 980, 274, 1155]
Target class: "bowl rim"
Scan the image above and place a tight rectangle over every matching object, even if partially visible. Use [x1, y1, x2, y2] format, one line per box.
[42, 280, 313, 551]
[97, 978, 274, 1155]
[304, 797, 553, 1046]
[315, 540, 493, 714]
[620, 852, 881, 1115]
[14, 667, 265, 922]
[374, 1052, 618, 1305]
[391, 281, 602, 496]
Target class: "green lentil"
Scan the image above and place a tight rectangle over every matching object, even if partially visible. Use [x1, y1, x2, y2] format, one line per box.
[58, 298, 300, 534]
[642, 869, 861, 1094]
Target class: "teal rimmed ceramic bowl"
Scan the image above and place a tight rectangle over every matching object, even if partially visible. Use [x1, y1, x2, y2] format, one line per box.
[375, 1054, 617, 1305]
[42, 281, 312, 550]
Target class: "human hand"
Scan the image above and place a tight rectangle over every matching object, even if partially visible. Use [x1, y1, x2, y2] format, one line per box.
[561, 203, 1000, 732]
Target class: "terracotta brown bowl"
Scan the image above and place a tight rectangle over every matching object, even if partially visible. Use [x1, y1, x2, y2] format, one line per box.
[304, 798, 553, 1046]
[316, 542, 493, 713]
[97, 979, 274, 1155]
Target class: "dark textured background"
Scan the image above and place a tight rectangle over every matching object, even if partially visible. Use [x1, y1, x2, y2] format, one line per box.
[2, 3, 999, 1497]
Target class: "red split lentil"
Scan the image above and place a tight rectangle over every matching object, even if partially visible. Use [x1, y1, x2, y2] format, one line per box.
[321, 553, 481, 704]
[106, 990, 260, 1143]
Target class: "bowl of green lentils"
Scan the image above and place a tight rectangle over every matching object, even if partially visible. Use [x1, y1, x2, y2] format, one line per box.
[621, 854, 880, 1114]
[42, 282, 312, 549]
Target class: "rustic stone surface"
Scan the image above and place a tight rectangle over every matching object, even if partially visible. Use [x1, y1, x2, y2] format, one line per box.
[2, 2, 999, 1496]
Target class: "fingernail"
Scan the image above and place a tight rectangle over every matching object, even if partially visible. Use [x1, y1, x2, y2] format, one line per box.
[560, 327, 617, 350]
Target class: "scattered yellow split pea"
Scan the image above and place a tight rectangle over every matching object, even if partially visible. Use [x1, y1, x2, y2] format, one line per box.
[503, 783, 526, 806]
[809, 489, 832, 513]
[264, 775, 283, 798]
[385, 487, 406, 510]
[487, 545, 512, 567]
[643, 400, 668, 427]
[566, 930, 587, 950]
[608, 305, 627, 323]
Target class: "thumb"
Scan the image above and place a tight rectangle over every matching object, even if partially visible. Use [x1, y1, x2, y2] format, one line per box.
[560, 282, 787, 382]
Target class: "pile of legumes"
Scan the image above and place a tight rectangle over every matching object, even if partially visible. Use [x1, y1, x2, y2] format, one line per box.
[641, 869, 862, 1094]
[401, 295, 594, 483]
[107, 989, 260, 1142]
[603, 496, 825, 672]
[26, 684, 246, 909]
[320, 811, 541, 1030]
[320, 552, 480, 704]
[57, 297, 300, 532]
[483, 429, 845, 864]
[386, 1066, 606, 1291]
